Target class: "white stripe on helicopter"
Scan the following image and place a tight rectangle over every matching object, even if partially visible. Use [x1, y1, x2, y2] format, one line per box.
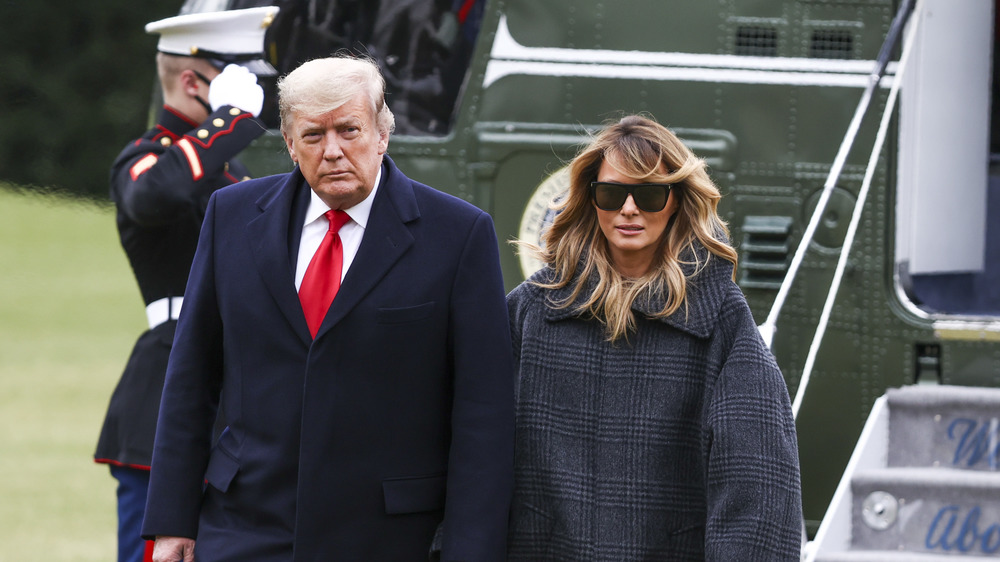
[484, 14, 896, 89]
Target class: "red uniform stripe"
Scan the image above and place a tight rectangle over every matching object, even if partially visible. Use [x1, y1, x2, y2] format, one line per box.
[176, 138, 204, 181]
[129, 154, 159, 181]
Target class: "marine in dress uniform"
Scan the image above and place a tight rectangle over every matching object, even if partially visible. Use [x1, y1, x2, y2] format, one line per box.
[93, 7, 279, 562]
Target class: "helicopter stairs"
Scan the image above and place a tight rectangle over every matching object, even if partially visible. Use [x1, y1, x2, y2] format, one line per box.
[805, 384, 1000, 561]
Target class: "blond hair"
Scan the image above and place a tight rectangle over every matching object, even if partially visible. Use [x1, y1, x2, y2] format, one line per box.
[155, 52, 217, 97]
[277, 54, 395, 135]
[524, 114, 738, 341]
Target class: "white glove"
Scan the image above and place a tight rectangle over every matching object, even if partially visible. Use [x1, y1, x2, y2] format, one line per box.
[208, 64, 264, 118]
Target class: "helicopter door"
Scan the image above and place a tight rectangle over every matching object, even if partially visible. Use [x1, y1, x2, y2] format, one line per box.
[896, 0, 998, 315]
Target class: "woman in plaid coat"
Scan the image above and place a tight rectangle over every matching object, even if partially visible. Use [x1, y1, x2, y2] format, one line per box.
[507, 114, 802, 561]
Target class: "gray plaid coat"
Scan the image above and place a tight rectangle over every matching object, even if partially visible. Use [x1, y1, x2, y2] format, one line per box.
[506, 251, 802, 561]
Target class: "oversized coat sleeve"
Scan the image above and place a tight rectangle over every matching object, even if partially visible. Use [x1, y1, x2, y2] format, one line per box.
[506, 282, 528, 368]
[140, 190, 225, 539]
[440, 211, 516, 561]
[704, 288, 803, 561]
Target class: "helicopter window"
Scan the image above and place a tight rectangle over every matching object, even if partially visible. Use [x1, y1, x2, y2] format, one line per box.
[809, 29, 853, 60]
[214, 0, 484, 136]
[896, 0, 1000, 316]
[735, 26, 778, 57]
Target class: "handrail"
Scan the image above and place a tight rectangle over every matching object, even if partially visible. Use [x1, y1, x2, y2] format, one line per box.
[758, 0, 916, 351]
[791, 0, 923, 418]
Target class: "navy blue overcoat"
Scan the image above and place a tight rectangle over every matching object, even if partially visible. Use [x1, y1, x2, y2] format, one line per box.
[142, 156, 515, 561]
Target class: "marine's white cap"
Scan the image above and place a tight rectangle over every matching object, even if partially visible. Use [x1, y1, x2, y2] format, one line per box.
[145, 6, 280, 76]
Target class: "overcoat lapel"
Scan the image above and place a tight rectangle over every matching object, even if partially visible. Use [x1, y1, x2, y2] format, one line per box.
[314, 159, 418, 340]
[246, 171, 313, 345]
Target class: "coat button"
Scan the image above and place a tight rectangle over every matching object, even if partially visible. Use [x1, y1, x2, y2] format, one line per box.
[197, 129, 209, 139]
[213, 118, 224, 128]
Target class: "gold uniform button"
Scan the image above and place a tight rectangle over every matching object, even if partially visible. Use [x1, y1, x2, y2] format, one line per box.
[229, 107, 241, 116]
[213, 118, 225, 128]
[160, 137, 172, 147]
[242, 176, 251, 181]
[197, 129, 209, 139]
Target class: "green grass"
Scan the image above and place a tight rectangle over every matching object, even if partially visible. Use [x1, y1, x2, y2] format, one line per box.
[0, 187, 145, 561]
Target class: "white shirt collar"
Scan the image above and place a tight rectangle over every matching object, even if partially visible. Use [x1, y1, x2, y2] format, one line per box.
[302, 164, 382, 229]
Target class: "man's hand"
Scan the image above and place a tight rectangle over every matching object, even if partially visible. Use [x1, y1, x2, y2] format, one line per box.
[152, 536, 196, 562]
[208, 64, 264, 117]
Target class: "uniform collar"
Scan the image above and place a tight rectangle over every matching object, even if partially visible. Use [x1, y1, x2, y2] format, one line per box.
[155, 105, 202, 140]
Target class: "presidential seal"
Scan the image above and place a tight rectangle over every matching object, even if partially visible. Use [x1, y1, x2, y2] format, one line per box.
[517, 166, 570, 278]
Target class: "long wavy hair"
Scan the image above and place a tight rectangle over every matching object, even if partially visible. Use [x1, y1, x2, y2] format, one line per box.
[524, 114, 738, 341]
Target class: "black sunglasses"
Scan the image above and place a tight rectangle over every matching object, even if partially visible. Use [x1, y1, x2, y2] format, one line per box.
[589, 181, 672, 212]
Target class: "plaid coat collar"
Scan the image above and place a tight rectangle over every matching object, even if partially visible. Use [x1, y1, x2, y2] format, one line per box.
[539, 244, 735, 340]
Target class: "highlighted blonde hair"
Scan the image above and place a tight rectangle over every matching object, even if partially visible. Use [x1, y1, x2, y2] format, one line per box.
[525, 114, 738, 341]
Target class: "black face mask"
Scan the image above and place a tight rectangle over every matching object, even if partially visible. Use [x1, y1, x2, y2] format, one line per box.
[191, 70, 214, 114]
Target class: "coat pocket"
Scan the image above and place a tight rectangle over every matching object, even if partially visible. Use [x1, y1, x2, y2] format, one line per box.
[382, 473, 446, 514]
[376, 302, 435, 324]
[204, 446, 240, 493]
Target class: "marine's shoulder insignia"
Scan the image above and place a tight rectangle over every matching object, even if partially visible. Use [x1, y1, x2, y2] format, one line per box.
[129, 153, 159, 181]
[175, 138, 204, 181]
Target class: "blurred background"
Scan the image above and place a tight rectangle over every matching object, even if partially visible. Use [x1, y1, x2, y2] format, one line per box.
[0, 1, 184, 559]
[0, 1, 184, 199]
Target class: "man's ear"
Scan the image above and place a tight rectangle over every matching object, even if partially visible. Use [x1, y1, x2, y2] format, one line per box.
[179, 69, 202, 98]
[377, 128, 389, 155]
[282, 130, 297, 163]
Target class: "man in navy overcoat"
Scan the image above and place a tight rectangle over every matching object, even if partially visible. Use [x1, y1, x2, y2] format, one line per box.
[141, 55, 515, 562]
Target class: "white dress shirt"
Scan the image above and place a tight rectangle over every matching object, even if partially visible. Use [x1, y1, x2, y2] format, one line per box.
[294, 167, 381, 291]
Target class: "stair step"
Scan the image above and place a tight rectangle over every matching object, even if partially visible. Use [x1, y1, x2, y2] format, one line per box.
[813, 550, 984, 561]
[850, 467, 1000, 556]
[887, 385, 1000, 471]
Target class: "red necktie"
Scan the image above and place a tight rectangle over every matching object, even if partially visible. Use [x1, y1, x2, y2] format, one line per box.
[299, 209, 351, 338]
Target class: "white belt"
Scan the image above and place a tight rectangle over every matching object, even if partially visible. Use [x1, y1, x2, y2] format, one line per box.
[146, 296, 184, 329]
